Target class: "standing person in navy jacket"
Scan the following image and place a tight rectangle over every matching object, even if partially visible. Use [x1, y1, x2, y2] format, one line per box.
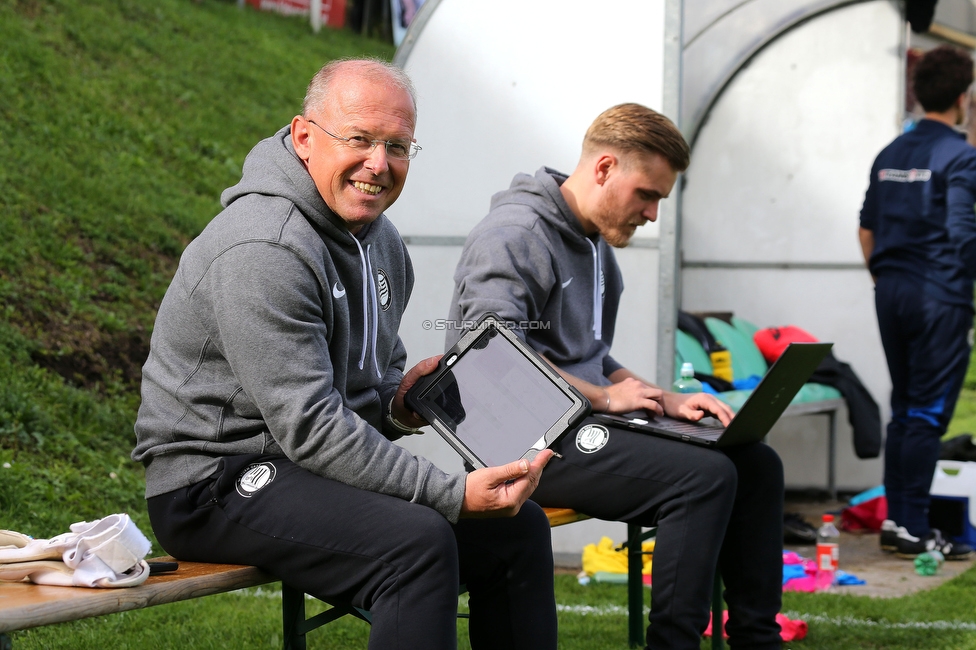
[859, 44, 976, 560]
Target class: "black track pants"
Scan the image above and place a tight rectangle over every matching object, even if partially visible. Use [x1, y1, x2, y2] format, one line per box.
[533, 419, 784, 650]
[147, 454, 557, 650]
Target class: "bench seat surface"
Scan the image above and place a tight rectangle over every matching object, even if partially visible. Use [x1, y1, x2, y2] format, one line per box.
[0, 557, 275, 633]
[2, 511, 588, 635]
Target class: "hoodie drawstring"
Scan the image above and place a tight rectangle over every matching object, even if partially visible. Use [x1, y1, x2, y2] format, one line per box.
[350, 237, 382, 378]
[586, 237, 603, 341]
[365, 244, 381, 378]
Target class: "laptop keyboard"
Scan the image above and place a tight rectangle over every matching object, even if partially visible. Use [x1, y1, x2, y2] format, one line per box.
[594, 412, 725, 442]
[653, 417, 724, 439]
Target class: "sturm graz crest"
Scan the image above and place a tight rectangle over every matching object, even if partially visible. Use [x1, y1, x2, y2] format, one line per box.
[236, 462, 276, 498]
[377, 269, 392, 311]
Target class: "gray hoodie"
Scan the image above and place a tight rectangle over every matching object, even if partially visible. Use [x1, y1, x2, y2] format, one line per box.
[448, 167, 624, 385]
[133, 126, 465, 521]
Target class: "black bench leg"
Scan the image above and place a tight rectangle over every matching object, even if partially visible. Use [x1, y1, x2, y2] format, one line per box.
[282, 584, 307, 650]
[1, 632, 12, 650]
[627, 523, 644, 648]
[711, 574, 725, 650]
[827, 409, 837, 501]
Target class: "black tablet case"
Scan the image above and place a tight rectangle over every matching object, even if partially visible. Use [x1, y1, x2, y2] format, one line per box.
[405, 313, 590, 468]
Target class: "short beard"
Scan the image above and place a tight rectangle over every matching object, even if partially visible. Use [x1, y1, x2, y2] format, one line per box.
[602, 227, 634, 248]
[592, 185, 634, 248]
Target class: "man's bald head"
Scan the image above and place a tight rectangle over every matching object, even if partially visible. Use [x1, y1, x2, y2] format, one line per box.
[303, 58, 417, 121]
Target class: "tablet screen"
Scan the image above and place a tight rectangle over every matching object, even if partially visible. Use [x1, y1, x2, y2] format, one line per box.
[419, 327, 575, 467]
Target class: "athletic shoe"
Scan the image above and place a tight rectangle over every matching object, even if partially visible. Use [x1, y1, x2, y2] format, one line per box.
[783, 512, 817, 544]
[879, 519, 900, 552]
[894, 528, 975, 560]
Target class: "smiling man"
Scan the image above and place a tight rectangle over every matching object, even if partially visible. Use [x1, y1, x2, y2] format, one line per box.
[133, 59, 557, 650]
[448, 103, 786, 649]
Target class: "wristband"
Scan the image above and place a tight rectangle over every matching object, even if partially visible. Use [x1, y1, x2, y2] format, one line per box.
[602, 389, 611, 414]
[386, 397, 422, 434]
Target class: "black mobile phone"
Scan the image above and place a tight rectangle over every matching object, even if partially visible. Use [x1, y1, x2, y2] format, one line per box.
[148, 561, 179, 575]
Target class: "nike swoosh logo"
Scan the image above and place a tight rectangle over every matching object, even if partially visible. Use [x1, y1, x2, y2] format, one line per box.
[561, 277, 574, 289]
[332, 282, 346, 299]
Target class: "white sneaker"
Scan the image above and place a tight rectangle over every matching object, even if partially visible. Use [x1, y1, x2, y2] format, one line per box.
[879, 519, 902, 552]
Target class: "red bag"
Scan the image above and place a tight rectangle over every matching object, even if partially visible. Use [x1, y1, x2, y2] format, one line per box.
[841, 496, 888, 533]
[753, 326, 819, 364]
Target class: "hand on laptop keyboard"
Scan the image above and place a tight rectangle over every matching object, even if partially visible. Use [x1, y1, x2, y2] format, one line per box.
[662, 391, 734, 426]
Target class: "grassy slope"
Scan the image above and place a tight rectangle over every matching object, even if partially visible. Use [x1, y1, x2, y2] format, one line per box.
[0, 0, 392, 542]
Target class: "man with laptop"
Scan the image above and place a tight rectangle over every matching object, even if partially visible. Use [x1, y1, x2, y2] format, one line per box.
[448, 103, 787, 649]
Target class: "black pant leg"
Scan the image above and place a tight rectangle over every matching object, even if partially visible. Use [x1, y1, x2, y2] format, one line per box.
[718, 442, 784, 650]
[533, 421, 738, 650]
[455, 501, 557, 650]
[148, 454, 556, 650]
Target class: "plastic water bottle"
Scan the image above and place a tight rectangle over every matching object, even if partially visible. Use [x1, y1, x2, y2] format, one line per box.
[672, 362, 703, 393]
[815, 514, 839, 590]
[914, 550, 944, 576]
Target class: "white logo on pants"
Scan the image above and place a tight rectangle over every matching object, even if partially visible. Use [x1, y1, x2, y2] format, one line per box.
[576, 424, 610, 453]
[236, 462, 277, 498]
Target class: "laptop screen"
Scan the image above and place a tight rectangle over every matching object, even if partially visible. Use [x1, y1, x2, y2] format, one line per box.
[417, 326, 576, 467]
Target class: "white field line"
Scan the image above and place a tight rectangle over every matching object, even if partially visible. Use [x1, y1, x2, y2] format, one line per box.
[781, 612, 976, 632]
[556, 604, 637, 616]
[238, 590, 976, 630]
[242, 588, 640, 615]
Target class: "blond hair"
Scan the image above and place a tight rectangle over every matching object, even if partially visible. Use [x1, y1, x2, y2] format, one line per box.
[583, 103, 689, 172]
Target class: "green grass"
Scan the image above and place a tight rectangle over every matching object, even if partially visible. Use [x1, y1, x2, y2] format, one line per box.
[5, 1, 976, 649]
[945, 358, 976, 439]
[11, 572, 976, 649]
[0, 0, 393, 542]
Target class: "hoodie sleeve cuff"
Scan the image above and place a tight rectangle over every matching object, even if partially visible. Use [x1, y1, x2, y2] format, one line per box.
[603, 354, 625, 379]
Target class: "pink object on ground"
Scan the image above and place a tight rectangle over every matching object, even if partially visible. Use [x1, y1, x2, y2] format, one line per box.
[841, 495, 888, 532]
[704, 611, 808, 641]
[783, 559, 819, 592]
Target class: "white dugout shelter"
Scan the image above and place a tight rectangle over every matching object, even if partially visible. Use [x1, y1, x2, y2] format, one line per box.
[386, 0, 946, 555]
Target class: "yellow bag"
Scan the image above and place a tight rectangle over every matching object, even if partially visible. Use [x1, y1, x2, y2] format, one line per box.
[581, 536, 654, 576]
[710, 348, 733, 382]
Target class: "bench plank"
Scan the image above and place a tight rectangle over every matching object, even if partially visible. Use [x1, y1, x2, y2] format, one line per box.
[542, 507, 590, 528]
[3, 512, 624, 648]
[0, 557, 274, 633]
[2, 511, 587, 636]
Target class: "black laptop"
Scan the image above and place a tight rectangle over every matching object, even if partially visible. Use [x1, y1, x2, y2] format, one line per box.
[593, 342, 832, 448]
[405, 313, 590, 468]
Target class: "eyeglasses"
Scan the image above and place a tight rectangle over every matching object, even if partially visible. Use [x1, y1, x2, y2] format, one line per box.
[307, 120, 421, 160]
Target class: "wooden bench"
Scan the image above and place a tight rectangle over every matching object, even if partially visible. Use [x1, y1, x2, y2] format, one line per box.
[0, 557, 275, 649]
[0, 509, 725, 650]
